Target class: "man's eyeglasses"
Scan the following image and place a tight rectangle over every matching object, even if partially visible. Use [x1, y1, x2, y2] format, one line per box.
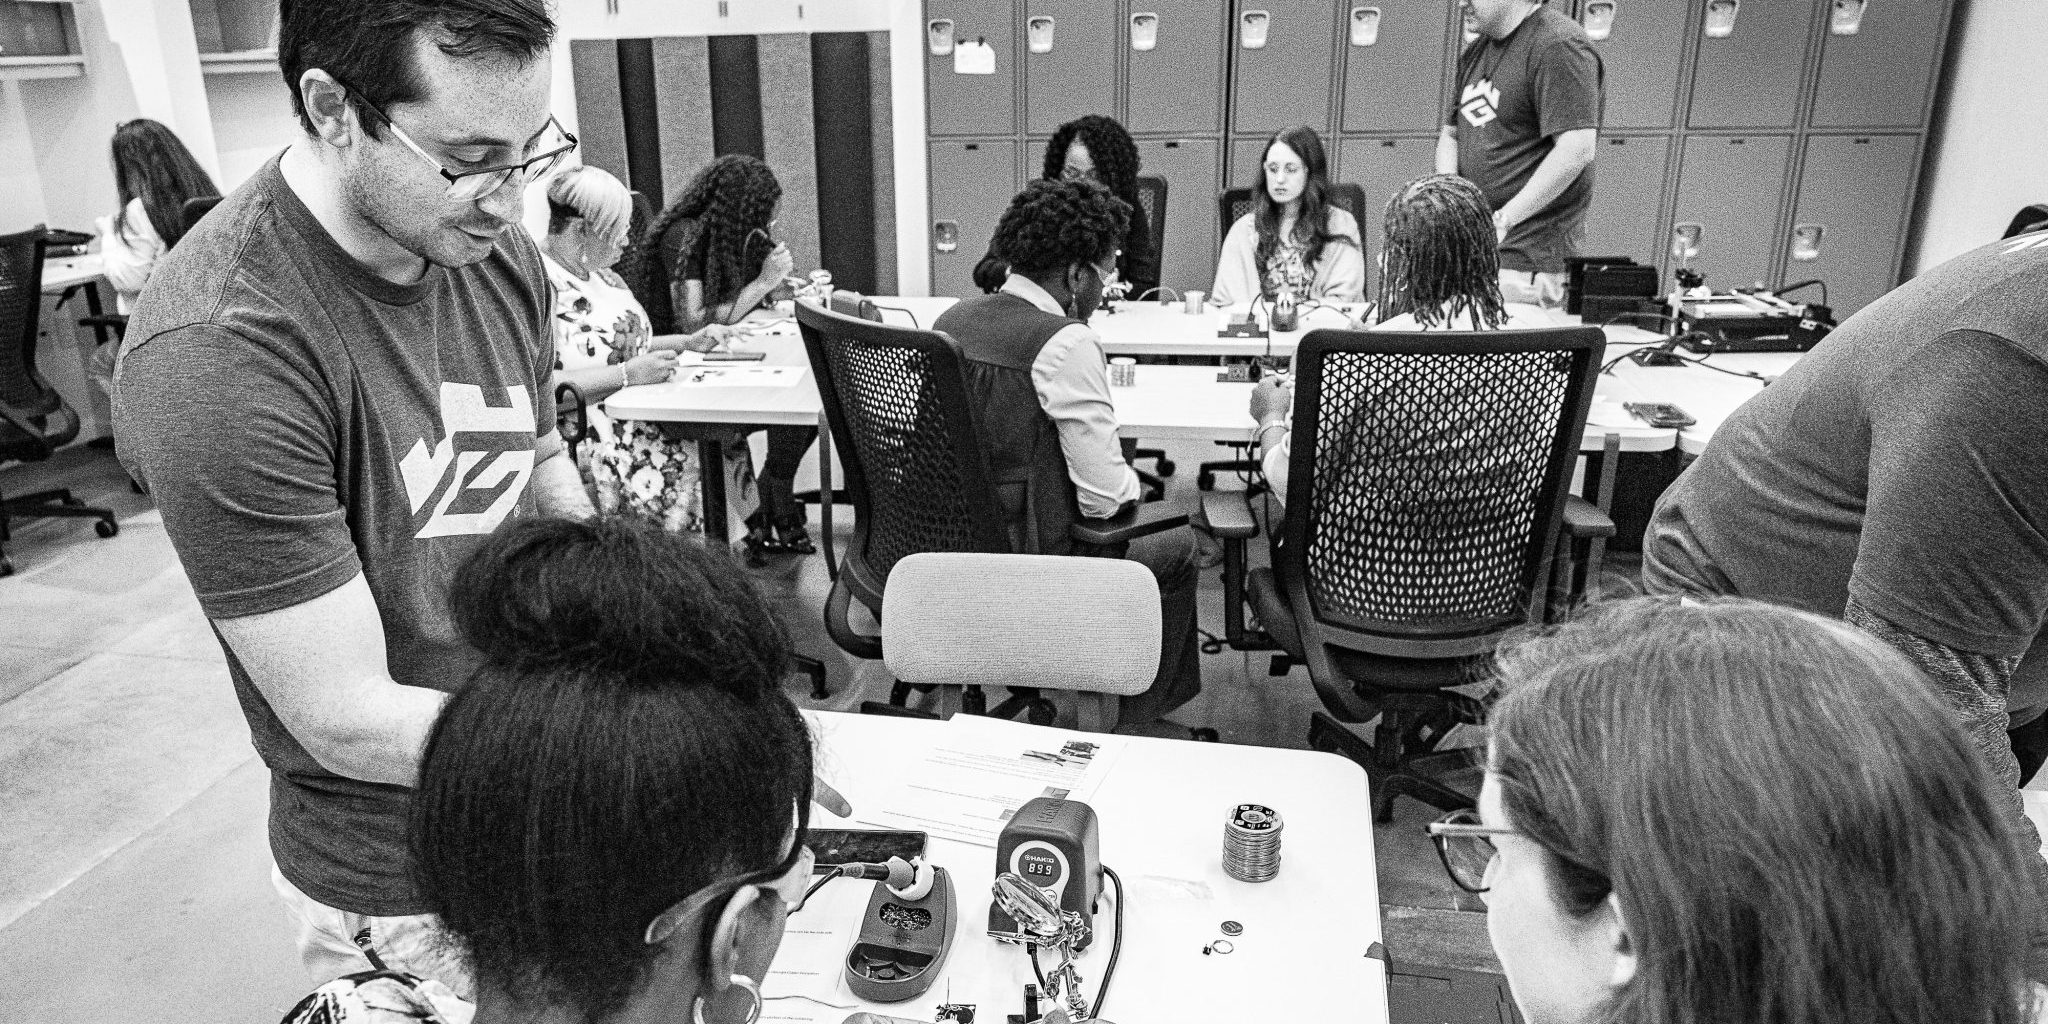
[336, 81, 577, 203]
[1426, 808, 1515, 894]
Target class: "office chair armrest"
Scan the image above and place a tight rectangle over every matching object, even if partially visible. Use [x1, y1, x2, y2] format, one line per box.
[1563, 494, 1616, 539]
[1200, 490, 1258, 539]
[1069, 502, 1189, 547]
[78, 314, 127, 332]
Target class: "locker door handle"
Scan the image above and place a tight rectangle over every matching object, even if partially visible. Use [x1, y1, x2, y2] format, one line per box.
[928, 19, 955, 56]
[1830, 0, 1867, 36]
[1240, 10, 1271, 49]
[1349, 7, 1381, 46]
[934, 221, 960, 253]
[1582, 0, 1615, 41]
[1027, 16, 1054, 53]
[1703, 0, 1738, 38]
[1791, 224, 1825, 261]
[1131, 12, 1159, 51]
[1672, 223, 1704, 260]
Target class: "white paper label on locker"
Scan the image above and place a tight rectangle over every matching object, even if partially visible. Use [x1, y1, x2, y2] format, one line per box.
[1582, 1, 1615, 41]
[954, 39, 995, 75]
[1830, 0, 1866, 35]
[1130, 12, 1158, 51]
[1240, 10, 1270, 49]
[927, 19, 954, 56]
[1027, 16, 1054, 53]
[1704, 0, 1738, 38]
[1349, 7, 1380, 46]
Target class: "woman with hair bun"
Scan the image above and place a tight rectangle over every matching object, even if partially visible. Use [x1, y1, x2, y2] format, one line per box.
[973, 114, 1158, 299]
[281, 516, 817, 1023]
[1432, 596, 2045, 1024]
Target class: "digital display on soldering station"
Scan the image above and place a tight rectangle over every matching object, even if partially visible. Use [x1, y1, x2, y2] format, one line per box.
[1019, 849, 1062, 881]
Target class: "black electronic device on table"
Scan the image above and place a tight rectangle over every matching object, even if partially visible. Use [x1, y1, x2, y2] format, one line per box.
[843, 861, 957, 1003]
[701, 350, 766, 361]
[1674, 289, 1832, 354]
[988, 797, 1102, 950]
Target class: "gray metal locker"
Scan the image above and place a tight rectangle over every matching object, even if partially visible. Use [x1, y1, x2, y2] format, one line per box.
[1126, 0, 1229, 134]
[1136, 138, 1224, 294]
[1339, 1, 1454, 134]
[1229, 136, 1273, 193]
[1230, 0, 1338, 135]
[929, 140, 1021, 297]
[1670, 134, 1791, 291]
[1686, 0, 1815, 130]
[927, 0, 1018, 136]
[569, 40, 630, 190]
[1578, 0, 1691, 129]
[1810, 0, 1947, 129]
[1579, 135, 1672, 264]
[1787, 134, 1918, 316]
[1025, 0, 1119, 135]
[1336, 135, 1438, 255]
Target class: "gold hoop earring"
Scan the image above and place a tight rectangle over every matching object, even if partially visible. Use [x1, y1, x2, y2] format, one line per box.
[692, 975, 763, 1024]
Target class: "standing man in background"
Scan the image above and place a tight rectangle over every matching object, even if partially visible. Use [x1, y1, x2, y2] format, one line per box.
[114, 0, 586, 992]
[1439, 0, 1602, 309]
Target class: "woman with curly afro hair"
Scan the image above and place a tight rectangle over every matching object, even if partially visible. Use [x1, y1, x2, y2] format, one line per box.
[624, 155, 820, 563]
[972, 114, 1158, 299]
[934, 178, 1207, 732]
[1212, 125, 1364, 306]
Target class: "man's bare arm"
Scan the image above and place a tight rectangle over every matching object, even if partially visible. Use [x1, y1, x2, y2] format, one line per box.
[1435, 125, 1459, 176]
[532, 444, 595, 519]
[214, 574, 446, 787]
[1494, 127, 1596, 236]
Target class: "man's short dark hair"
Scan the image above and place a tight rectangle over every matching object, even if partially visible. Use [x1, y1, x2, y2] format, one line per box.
[991, 179, 1131, 278]
[279, 0, 554, 137]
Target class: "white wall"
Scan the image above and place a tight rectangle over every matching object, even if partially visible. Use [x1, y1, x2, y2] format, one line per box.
[202, 72, 296, 191]
[1912, 0, 2048, 273]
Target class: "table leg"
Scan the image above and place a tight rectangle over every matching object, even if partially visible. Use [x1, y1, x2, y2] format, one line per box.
[698, 437, 729, 543]
[80, 282, 111, 347]
[817, 412, 838, 581]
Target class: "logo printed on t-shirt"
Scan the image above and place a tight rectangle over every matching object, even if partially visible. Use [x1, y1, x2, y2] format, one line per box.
[398, 382, 537, 540]
[1460, 80, 1502, 128]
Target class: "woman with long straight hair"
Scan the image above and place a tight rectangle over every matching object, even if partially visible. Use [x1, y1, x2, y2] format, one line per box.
[1432, 596, 2045, 1024]
[90, 119, 221, 408]
[1211, 125, 1364, 306]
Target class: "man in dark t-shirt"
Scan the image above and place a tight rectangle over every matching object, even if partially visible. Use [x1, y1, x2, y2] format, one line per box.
[1644, 233, 2048, 946]
[112, 0, 591, 993]
[1440, 0, 1602, 308]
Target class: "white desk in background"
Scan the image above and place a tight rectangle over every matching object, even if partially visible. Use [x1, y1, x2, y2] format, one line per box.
[792, 709, 1388, 1023]
[42, 252, 106, 294]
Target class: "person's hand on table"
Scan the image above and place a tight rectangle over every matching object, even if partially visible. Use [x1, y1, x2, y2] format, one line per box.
[621, 349, 680, 386]
[1249, 374, 1293, 425]
[674, 323, 740, 353]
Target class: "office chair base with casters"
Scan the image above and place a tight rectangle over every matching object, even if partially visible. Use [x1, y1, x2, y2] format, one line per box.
[0, 487, 120, 577]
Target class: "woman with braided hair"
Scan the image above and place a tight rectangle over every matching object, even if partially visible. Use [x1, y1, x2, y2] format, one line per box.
[628, 155, 820, 562]
[1249, 173, 1564, 497]
[1212, 125, 1365, 306]
[972, 114, 1159, 299]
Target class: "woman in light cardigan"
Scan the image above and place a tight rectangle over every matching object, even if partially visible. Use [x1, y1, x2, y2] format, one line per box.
[1211, 125, 1365, 306]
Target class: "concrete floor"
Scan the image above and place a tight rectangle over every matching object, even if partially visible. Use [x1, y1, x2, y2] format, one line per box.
[0, 441, 1502, 1022]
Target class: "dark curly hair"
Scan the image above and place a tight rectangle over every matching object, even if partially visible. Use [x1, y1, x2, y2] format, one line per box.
[1043, 115, 1142, 223]
[992, 179, 1131, 278]
[635, 154, 782, 312]
[1375, 175, 1507, 329]
[413, 516, 813, 1022]
[1252, 126, 1354, 278]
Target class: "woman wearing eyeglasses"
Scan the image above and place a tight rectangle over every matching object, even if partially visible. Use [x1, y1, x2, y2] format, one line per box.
[1429, 596, 2043, 1024]
[972, 114, 1159, 300]
[637, 155, 819, 562]
[280, 515, 818, 1024]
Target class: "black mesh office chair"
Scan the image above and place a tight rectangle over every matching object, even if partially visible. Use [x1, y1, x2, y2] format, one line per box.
[1205, 327, 1605, 821]
[616, 189, 675, 334]
[1, 227, 119, 577]
[1126, 174, 1176, 482]
[1202, 183, 1372, 492]
[796, 300, 1185, 717]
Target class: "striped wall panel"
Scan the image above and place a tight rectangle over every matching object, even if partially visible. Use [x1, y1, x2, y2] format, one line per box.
[571, 33, 897, 296]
